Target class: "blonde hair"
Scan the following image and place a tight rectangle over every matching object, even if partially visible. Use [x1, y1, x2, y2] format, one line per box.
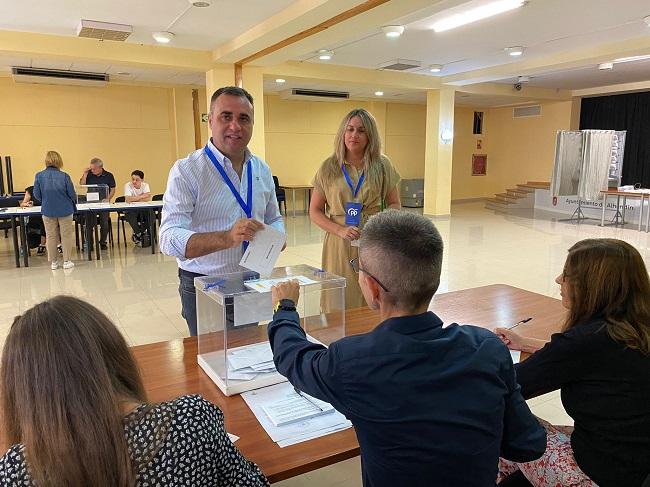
[320, 109, 386, 190]
[44, 151, 63, 169]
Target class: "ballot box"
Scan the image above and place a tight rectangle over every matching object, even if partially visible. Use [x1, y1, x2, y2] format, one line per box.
[195, 264, 346, 396]
[76, 184, 110, 208]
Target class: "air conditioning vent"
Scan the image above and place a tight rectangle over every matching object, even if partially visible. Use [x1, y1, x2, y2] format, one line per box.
[379, 59, 421, 71]
[281, 89, 350, 102]
[513, 105, 541, 118]
[12, 67, 108, 87]
[77, 19, 132, 41]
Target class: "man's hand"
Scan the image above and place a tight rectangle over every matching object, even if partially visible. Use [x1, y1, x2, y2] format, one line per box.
[337, 225, 360, 241]
[272, 280, 300, 308]
[227, 218, 263, 248]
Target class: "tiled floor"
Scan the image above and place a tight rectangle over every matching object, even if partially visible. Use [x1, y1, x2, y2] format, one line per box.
[1, 202, 649, 486]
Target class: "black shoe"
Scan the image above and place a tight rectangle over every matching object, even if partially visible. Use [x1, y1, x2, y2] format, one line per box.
[131, 233, 142, 244]
[37, 245, 46, 255]
[100, 242, 108, 250]
[57, 244, 63, 254]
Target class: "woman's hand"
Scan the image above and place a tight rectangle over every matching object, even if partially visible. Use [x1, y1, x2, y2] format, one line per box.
[494, 327, 526, 350]
[337, 225, 360, 241]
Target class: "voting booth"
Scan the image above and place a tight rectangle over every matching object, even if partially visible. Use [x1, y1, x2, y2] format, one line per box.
[195, 264, 346, 396]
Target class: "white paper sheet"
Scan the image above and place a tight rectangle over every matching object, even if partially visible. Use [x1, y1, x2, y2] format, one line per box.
[261, 389, 334, 427]
[244, 275, 317, 293]
[510, 350, 521, 364]
[239, 224, 286, 277]
[241, 382, 351, 446]
[227, 433, 239, 443]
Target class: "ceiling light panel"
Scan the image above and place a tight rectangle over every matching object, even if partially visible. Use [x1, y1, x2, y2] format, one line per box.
[432, 0, 525, 33]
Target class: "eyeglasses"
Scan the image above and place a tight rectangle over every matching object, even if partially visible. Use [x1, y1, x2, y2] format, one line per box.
[349, 257, 390, 292]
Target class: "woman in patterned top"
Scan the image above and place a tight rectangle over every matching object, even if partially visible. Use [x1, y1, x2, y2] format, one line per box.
[0, 296, 269, 487]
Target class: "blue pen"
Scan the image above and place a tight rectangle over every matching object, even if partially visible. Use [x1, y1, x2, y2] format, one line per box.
[203, 280, 225, 291]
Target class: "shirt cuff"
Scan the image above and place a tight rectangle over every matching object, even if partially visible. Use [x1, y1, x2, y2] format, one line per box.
[161, 228, 196, 260]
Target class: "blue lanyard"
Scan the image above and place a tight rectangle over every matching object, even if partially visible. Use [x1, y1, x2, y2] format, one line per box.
[341, 164, 365, 198]
[204, 145, 253, 250]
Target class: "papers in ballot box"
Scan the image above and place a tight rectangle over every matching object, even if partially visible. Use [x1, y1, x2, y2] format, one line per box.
[242, 382, 351, 447]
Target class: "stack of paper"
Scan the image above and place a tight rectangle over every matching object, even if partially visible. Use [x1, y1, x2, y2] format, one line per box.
[242, 382, 351, 447]
[244, 275, 317, 293]
[227, 342, 277, 381]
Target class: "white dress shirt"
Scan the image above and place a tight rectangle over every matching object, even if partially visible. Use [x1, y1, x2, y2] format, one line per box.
[160, 140, 284, 275]
[124, 181, 151, 197]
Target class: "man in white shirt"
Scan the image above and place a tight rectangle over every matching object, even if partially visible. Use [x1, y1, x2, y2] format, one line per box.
[160, 86, 285, 336]
[123, 170, 151, 245]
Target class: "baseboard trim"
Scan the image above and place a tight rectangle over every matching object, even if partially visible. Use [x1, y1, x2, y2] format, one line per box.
[451, 197, 488, 203]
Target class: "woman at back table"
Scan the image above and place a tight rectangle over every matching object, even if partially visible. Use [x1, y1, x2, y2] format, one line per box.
[0, 295, 269, 487]
[496, 238, 650, 487]
[309, 108, 401, 309]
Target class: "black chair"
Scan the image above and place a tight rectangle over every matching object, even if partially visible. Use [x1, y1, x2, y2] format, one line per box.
[114, 196, 128, 248]
[0, 198, 20, 238]
[152, 193, 163, 227]
[272, 176, 287, 215]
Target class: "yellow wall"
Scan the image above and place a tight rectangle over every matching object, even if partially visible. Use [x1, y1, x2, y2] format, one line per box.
[264, 95, 426, 210]
[451, 100, 573, 200]
[0, 77, 206, 196]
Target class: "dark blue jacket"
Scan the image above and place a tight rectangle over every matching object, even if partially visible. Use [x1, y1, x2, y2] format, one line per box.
[33, 167, 76, 217]
[268, 310, 546, 487]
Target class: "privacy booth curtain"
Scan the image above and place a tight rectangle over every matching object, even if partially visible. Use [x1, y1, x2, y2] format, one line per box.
[580, 91, 650, 188]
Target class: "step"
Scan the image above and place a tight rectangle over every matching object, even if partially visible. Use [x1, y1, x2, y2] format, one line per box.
[506, 188, 528, 196]
[485, 197, 514, 206]
[496, 193, 518, 202]
[515, 184, 545, 192]
[485, 200, 510, 212]
[527, 181, 550, 188]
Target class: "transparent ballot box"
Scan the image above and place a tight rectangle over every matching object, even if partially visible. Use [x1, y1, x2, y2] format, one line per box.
[196, 264, 346, 396]
[77, 184, 110, 208]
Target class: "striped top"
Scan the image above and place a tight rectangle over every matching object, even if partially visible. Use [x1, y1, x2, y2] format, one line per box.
[159, 140, 284, 276]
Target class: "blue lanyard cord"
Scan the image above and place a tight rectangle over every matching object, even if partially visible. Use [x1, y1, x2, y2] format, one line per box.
[341, 164, 365, 199]
[205, 145, 253, 218]
[204, 145, 253, 251]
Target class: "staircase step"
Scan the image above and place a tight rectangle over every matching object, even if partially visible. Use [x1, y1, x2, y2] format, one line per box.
[506, 188, 528, 195]
[496, 193, 518, 202]
[527, 181, 551, 188]
[485, 197, 514, 206]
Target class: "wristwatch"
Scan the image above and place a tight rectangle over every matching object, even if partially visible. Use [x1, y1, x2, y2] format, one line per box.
[274, 299, 296, 313]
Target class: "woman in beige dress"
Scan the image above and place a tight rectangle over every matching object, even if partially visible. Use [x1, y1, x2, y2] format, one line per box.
[310, 108, 401, 309]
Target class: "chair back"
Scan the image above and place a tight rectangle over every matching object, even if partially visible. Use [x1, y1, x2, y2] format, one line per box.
[152, 193, 164, 201]
[115, 196, 126, 203]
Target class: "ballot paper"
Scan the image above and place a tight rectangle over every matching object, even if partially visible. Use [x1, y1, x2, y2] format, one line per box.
[510, 350, 521, 364]
[227, 342, 277, 381]
[227, 433, 239, 443]
[241, 382, 351, 447]
[244, 275, 317, 293]
[261, 389, 334, 427]
[240, 224, 286, 277]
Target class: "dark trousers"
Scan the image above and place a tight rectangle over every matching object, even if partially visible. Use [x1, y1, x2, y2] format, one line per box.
[178, 268, 205, 336]
[98, 212, 110, 244]
[125, 210, 149, 235]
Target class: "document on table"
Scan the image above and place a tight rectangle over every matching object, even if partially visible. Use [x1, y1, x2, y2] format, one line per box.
[241, 382, 351, 447]
[244, 275, 317, 293]
[240, 224, 286, 277]
[510, 350, 521, 364]
[261, 389, 334, 427]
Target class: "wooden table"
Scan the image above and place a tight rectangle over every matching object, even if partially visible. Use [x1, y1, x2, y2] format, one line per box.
[0, 284, 566, 483]
[279, 184, 313, 218]
[599, 190, 649, 231]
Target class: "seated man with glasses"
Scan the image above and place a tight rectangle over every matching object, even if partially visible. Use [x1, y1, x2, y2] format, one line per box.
[268, 210, 545, 487]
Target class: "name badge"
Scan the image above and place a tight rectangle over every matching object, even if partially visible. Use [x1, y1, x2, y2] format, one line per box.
[345, 202, 362, 226]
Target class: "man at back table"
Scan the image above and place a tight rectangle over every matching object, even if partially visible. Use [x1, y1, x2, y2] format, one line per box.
[80, 157, 116, 250]
[268, 210, 546, 487]
[160, 86, 284, 336]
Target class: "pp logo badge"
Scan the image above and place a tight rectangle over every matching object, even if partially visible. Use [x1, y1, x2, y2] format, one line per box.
[345, 202, 362, 226]
[347, 207, 358, 217]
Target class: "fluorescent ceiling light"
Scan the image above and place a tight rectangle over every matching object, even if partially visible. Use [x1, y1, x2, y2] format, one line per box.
[275, 78, 286, 83]
[374, 91, 384, 96]
[429, 64, 443, 73]
[517, 75, 530, 83]
[432, 0, 525, 33]
[318, 49, 334, 60]
[505, 46, 525, 57]
[382, 25, 405, 38]
[598, 62, 613, 71]
[612, 54, 650, 64]
[152, 31, 174, 44]
[188, 0, 211, 6]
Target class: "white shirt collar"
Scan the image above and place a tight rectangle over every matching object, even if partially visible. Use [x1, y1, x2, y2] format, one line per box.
[206, 139, 252, 169]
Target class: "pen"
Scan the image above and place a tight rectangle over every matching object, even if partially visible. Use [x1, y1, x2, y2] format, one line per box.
[506, 317, 532, 329]
[294, 386, 324, 412]
[203, 280, 225, 291]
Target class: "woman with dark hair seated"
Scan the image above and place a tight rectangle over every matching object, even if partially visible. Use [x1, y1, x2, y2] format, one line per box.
[496, 239, 650, 487]
[0, 296, 269, 487]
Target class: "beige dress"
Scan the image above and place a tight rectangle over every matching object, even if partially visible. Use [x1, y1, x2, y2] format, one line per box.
[312, 156, 401, 309]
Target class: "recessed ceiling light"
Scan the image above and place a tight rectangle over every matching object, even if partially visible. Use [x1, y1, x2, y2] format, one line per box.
[188, 0, 211, 6]
[374, 91, 384, 96]
[429, 64, 443, 73]
[382, 25, 405, 38]
[505, 46, 525, 57]
[152, 31, 174, 44]
[275, 78, 286, 83]
[517, 75, 530, 83]
[432, 0, 525, 32]
[318, 49, 334, 60]
[598, 62, 613, 71]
